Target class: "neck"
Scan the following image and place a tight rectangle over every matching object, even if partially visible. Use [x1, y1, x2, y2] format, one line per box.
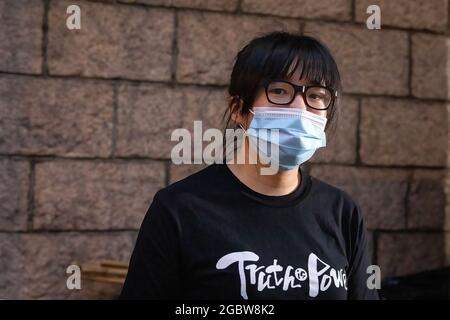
[226, 138, 301, 196]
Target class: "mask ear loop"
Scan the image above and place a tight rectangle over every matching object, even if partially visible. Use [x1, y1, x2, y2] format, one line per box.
[238, 109, 255, 133]
[237, 109, 257, 163]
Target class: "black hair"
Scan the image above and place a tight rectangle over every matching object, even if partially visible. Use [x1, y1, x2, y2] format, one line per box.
[223, 31, 342, 135]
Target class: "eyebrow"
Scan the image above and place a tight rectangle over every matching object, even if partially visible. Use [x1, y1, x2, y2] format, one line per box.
[280, 77, 323, 86]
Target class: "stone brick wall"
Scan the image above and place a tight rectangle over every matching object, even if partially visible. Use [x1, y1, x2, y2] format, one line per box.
[0, 0, 449, 299]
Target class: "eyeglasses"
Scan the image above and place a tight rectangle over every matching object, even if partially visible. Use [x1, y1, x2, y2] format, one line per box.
[262, 79, 338, 110]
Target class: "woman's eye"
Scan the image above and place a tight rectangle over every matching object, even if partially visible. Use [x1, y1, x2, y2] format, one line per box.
[308, 93, 323, 100]
[270, 88, 287, 95]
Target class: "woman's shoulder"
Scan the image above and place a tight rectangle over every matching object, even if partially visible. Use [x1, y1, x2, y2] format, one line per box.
[309, 173, 361, 211]
[155, 164, 225, 202]
[309, 174, 367, 239]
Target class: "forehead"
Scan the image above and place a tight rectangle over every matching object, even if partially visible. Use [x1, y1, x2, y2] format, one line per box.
[283, 59, 326, 86]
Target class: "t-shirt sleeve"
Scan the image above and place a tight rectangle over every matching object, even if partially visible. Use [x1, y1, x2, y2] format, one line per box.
[119, 191, 182, 299]
[346, 200, 380, 300]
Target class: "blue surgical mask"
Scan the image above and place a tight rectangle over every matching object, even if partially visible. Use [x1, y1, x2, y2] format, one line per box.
[240, 107, 327, 171]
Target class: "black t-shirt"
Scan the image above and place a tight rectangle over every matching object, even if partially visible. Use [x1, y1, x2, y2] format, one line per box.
[120, 164, 380, 300]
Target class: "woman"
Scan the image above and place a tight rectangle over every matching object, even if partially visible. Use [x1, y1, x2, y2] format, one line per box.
[120, 31, 380, 300]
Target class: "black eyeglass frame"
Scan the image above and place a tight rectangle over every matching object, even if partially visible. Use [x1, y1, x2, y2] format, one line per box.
[261, 78, 338, 111]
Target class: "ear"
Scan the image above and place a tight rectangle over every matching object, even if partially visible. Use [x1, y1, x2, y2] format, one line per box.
[228, 96, 243, 123]
[228, 96, 253, 129]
